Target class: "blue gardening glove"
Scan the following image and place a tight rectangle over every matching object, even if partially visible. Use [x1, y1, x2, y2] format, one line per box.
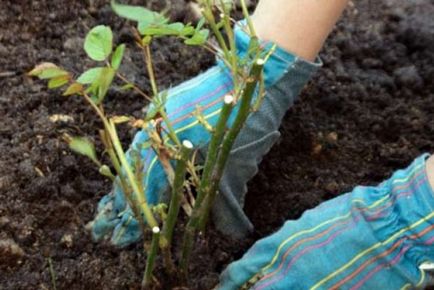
[219, 154, 434, 290]
[89, 21, 321, 247]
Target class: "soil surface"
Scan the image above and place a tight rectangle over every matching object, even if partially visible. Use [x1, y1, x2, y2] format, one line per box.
[1, 0, 434, 289]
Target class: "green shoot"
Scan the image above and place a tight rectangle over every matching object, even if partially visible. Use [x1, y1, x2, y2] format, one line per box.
[30, 0, 268, 287]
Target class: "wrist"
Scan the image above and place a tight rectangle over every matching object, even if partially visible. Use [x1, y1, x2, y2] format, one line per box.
[425, 154, 434, 193]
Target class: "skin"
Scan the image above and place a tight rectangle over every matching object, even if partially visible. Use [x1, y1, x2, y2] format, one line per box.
[252, 0, 350, 61]
[427, 155, 434, 191]
[251, 0, 434, 189]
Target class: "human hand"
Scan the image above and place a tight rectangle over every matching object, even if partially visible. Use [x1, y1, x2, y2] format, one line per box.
[88, 21, 320, 247]
[218, 154, 434, 290]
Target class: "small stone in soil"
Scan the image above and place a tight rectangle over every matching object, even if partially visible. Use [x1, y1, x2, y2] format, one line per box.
[0, 239, 25, 267]
[63, 37, 84, 52]
[61, 234, 73, 248]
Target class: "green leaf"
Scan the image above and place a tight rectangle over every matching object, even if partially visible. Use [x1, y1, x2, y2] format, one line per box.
[68, 137, 99, 165]
[137, 17, 170, 34]
[140, 22, 186, 37]
[247, 37, 261, 58]
[84, 25, 113, 61]
[145, 91, 167, 121]
[29, 63, 69, 79]
[111, 115, 132, 124]
[48, 75, 69, 88]
[76, 67, 104, 84]
[184, 29, 209, 46]
[63, 83, 84, 96]
[196, 17, 206, 31]
[96, 67, 115, 103]
[181, 25, 195, 36]
[111, 44, 126, 70]
[120, 83, 134, 91]
[99, 165, 115, 180]
[111, 0, 168, 26]
[76, 67, 114, 104]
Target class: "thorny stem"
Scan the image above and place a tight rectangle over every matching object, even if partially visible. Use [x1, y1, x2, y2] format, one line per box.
[161, 140, 193, 273]
[200, 0, 230, 60]
[99, 130, 144, 231]
[82, 92, 149, 235]
[180, 94, 235, 275]
[219, 1, 239, 89]
[197, 95, 234, 209]
[198, 58, 264, 229]
[142, 227, 161, 289]
[108, 119, 159, 229]
[81, 91, 158, 228]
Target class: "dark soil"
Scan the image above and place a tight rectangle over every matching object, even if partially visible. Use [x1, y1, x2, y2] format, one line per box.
[1, 0, 433, 289]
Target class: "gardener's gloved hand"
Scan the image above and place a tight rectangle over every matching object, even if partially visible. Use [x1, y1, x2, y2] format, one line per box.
[89, 21, 320, 247]
[218, 154, 434, 290]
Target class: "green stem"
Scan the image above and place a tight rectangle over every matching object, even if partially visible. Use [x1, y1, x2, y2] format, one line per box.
[161, 140, 193, 272]
[180, 94, 234, 275]
[240, 0, 256, 37]
[198, 58, 264, 229]
[108, 120, 159, 229]
[197, 95, 234, 207]
[179, 224, 195, 278]
[144, 44, 159, 97]
[220, 2, 239, 89]
[159, 109, 181, 147]
[200, 0, 230, 60]
[99, 130, 123, 176]
[48, 258, 57, 290]
[97, 117, 147, 234]
[142, 227, 161, 289]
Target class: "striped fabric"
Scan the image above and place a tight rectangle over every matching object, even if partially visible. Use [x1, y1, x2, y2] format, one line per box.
[90, 21, 321, 247]
[219, 154, 434, 290]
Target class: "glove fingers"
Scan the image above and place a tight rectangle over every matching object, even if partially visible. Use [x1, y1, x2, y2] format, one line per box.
[110, 208, 142, 248]
[213, 131, 281, 238]
[90, 192, 119, 241]
[90, 179, 128, 241]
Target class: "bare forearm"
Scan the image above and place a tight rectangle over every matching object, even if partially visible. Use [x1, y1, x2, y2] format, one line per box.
[252, 0, 349, 61]
[426, 155, 434, 192]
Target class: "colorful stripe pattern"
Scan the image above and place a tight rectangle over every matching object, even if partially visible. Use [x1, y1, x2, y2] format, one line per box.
[129, 22, 298, 205]
[219, 154, 434, 290]
[93, 20, 322, 247]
